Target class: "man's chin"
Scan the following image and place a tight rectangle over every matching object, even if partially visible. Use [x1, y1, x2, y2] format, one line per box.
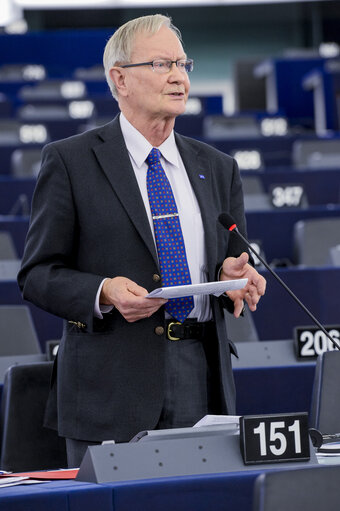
[165, 103, 187, 117]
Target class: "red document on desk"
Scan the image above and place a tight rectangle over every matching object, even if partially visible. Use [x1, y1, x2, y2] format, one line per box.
[0, 468, 78, 480]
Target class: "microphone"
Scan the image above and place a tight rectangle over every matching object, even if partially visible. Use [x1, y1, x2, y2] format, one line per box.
[309, 428, 340, 449]
[218, 212, 340, 350]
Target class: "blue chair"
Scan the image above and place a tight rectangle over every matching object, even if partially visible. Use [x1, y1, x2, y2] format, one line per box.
[310, 350, 340, 435]
[253, 465, 340, 511]
[0, 362, 67, 471]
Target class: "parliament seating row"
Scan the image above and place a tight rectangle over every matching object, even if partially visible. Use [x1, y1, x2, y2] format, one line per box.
[2, 130, 340, 178]
[0, 350, 339, 485]
[242, 168, 340, 208]
[0, 264, 338, 347]
[1, 164, 339, 217]
[2, 56, 340, 174]
[0, 32, 337, 124]
[1, 204, 339, 264]
[0, 354, 317, 471]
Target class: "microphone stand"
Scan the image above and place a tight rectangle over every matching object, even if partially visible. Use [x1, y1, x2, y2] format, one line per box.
[230, 224, 340, 351]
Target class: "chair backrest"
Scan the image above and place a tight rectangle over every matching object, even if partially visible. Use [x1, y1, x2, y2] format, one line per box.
[18, 103, 70, 121]
[310, 350, 340, 434]
[0, 260, 21, 281]
[203, 114, 261, 140]
[0, 120, 21, 145]
[293, 217, 340, 266]
[0, 64, 46, 82]
[0, 362, 67, 471]
[11, 148, 42, 177]
[0, 305, 41, 355]
[18, 80, 87, 101]
[73, 64, 105, 80]
[233, 58, 267, 112]
[224, 304, 259, 343]
[242, 176, 265, 195]
[0, 232, 17, 259]
[293, 139, 340, 169]
[253, 465, 340, 511]
[241, 176, 273, 212]
[328, 244, 340, 266]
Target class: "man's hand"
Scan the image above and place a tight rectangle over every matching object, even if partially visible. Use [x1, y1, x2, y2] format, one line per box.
[100, 277, 167, 323]
[220, 252, 266, 318]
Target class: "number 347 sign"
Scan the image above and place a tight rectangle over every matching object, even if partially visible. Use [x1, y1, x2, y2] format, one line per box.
[240, 413, 310, 464]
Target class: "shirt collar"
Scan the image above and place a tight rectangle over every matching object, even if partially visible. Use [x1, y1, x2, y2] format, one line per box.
[119, 112, 180, 169]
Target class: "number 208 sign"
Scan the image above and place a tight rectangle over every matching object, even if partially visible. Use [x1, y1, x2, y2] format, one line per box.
[295, 325, 340, 359]
[240, 413, 310, 464]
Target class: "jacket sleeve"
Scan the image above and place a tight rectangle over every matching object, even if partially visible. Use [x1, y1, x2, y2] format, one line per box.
[17, 143, 104, 333]
[217, 157, 253, 313]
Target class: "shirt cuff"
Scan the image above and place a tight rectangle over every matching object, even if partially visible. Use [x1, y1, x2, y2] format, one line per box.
[94, 278, 114, 319]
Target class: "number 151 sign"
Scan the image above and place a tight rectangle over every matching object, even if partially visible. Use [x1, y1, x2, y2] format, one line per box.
[240, 413, 310, 464]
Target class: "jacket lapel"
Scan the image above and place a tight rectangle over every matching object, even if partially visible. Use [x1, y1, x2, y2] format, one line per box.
[175, 133, 218, 280]
[92, 118, 159, 267]
[91, 119, 219, 277]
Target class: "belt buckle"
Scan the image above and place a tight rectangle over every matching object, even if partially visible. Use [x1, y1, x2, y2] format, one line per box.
[167, 321, 181, 341]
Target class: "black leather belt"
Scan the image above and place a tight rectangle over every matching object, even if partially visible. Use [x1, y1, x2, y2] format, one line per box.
[166, 319, 214, 341]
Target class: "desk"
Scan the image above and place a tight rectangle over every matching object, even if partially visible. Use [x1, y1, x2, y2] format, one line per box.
[0, 469, 284, 511]
[246, 205, 340, 263]
[253, 267, 340, 341]
[0, 362, 315, 414]
[243, 167, 340, 207]
[234, 363, 315, 416]
[0, 365, 317, 510]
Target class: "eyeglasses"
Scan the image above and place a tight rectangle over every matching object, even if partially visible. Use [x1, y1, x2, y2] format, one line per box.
[120, 59, 194, 74]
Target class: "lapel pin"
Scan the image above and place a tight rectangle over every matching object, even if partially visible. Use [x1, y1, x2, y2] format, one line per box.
[199, 174, 205, 180]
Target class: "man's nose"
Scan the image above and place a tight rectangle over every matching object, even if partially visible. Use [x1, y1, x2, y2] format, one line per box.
[168, 63, 186, 81]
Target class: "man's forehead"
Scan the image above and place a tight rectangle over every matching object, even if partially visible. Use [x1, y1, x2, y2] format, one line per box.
[131, 26, 185, 57]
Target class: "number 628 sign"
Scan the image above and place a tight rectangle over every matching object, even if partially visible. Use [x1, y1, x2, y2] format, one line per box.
[239, 413, 310, 464]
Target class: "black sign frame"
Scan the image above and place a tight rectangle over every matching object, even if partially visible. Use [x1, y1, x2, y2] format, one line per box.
[295, 324, 340, 359]
[269, 182, 306, 209]
[240, 412, 310, 465]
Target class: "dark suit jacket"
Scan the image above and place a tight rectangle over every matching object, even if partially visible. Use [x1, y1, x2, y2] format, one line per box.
[18, 115, 249, 442]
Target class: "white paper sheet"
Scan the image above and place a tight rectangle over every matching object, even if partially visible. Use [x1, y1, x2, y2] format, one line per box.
[193, 415, 240, 428]
[146, 278, 247, 299]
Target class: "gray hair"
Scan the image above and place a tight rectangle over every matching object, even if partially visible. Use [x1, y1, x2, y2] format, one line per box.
[103, 14, 182, 100]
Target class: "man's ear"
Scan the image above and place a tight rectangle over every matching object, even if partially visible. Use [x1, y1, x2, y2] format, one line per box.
[109, 67, 128, 97]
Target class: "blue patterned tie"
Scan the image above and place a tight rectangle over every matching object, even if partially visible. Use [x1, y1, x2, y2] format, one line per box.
[146, 147, 194, 323]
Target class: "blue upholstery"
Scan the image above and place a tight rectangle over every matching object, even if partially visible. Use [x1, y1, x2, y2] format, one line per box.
[254, 465, 340, 511]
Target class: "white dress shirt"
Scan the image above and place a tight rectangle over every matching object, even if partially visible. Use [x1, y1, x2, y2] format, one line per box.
[95, 113, 211, 322]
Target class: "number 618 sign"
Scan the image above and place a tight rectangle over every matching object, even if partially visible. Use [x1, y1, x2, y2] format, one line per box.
[239, 413, 310, 464]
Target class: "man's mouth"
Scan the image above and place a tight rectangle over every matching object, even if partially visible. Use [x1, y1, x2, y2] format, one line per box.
[168, 92, 184, 96]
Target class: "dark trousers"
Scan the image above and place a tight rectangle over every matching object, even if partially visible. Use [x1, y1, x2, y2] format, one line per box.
[156, 335, 216, 429]
[66, 438, 100, 468]
[66, 331, 218, 467]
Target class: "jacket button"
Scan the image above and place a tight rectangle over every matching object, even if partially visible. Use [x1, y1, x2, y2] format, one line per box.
[154, 326, 165, 336]
[153, 274, 161, 282]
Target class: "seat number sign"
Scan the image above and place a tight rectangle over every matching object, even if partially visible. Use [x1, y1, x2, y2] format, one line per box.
[240, 413, 310, 464]
[270, 184, 305, 208]
[295, 325, 340, 358]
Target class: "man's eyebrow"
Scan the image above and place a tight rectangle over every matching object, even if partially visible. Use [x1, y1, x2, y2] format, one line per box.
[148, 54, 187, 60]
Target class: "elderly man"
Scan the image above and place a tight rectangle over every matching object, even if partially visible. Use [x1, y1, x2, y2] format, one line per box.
[18, 14, 266, 467]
